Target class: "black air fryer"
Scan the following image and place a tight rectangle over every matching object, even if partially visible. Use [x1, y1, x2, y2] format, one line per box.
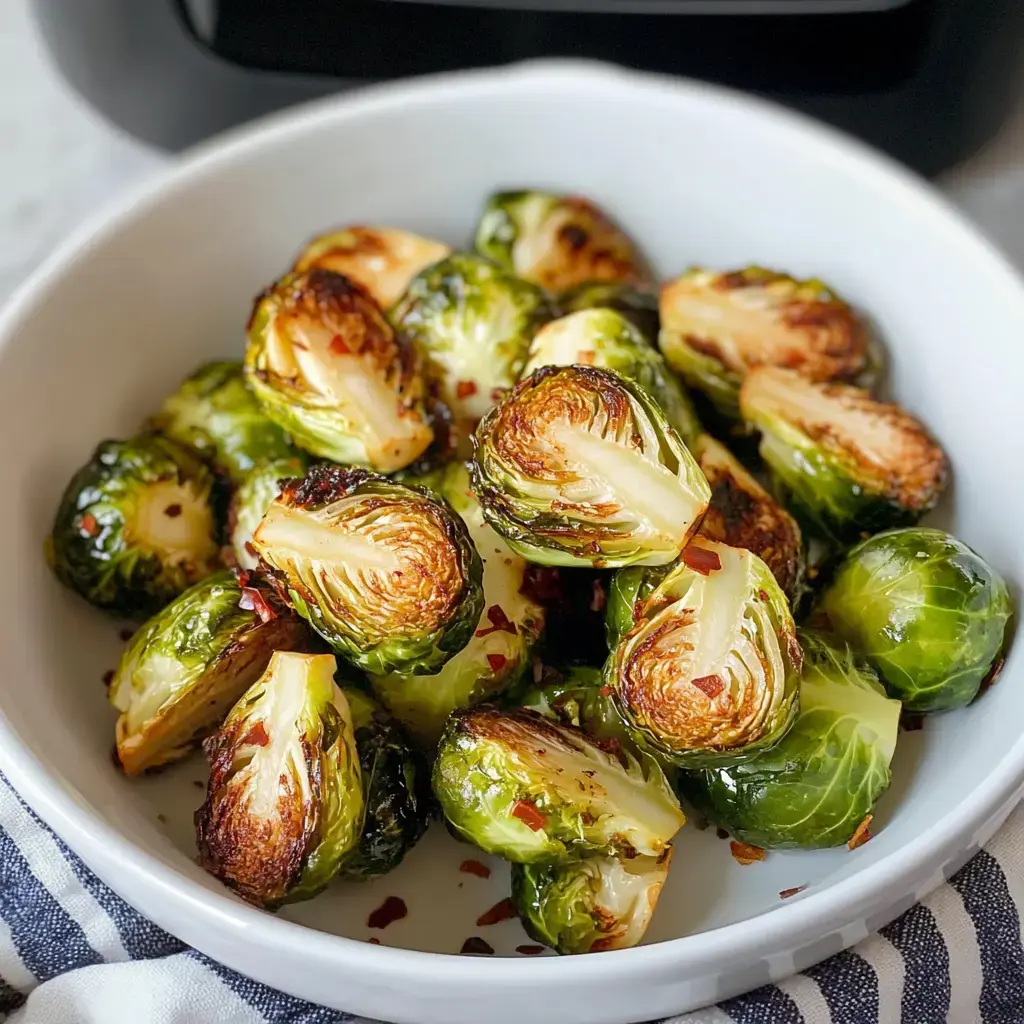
[33, 0, 1024, 176]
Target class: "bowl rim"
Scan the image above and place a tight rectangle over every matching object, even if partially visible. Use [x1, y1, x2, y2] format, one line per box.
[2, 56, 1023, 989]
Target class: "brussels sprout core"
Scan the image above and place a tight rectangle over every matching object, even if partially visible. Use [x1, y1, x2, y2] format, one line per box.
[195, 651, 364, 907]
[432, 706, 684, 864]
[293, 226, 451, 308]
[254, 465, 484, 676]
[244, 269, 433, 471]
[472, 365, 711, 568]
[740, 367, 948, 542]
[607, 540, 801, 767]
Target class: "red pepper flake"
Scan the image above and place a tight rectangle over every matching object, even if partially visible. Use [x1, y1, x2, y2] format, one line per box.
[459, 859, 491, 880]
[367, 937, 381, 945]
[758, 589, 769, 602]
[367, 896, 407, 929]
[979, 656, 1006, 696]
[716, 828, 730, 841]
[164, 503, 182, 518]
[682, 544, 722, 576]
[119, 628, 135, 642]
[596, 737, 623, 760]
[456, 380, 478, 399]
[490, 388, 507, 404]
[511, 800, 547, 832]
[460, 936, 494, 956]
[475, 605, 517, 638]
[79, 513, 99, 537]
[900, 711, 925, 733]
[847, 814, 873, 850]
[589, 579, 607, 612]
[476, 897, 517, 927]
[517, 945, 545, 956]
[730, 841, 766, 865]
[329, 334, 351, 355]
[102, 670, 114, 687]
[691, 674, 725, 700]
[239, 587, 276, 624]
[244, 541, 258, 559]
[599, 685, 612, 698]
[242, 722, 270, 748]
[486, 653, 508, 674]
[780, 886, 807, 900]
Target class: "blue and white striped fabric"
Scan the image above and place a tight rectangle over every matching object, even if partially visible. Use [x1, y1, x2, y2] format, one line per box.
[2, 772, 1024, 1024]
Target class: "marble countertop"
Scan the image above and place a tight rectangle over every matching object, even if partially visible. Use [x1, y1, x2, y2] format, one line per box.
[3, 0, 1024, 300]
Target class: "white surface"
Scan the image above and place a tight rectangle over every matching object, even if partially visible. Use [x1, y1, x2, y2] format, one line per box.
[0, 58, 1022, 1024]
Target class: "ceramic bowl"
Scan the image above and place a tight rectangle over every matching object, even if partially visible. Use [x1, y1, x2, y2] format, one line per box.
[0, 60, 1021, 1024]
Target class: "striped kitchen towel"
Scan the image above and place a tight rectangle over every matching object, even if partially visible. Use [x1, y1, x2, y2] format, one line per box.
[2, 773, 1023, 1024]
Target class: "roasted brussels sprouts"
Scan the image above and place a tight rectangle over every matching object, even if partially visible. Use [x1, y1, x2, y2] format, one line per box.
[150, 361, 297, 482]
[432, 706, 684, 864]
[605, 540, 801, 768]
[292, 226, 451, 308]
[659, 267, 875, 416]
[514, 665, 626, 748]
[110, 570, 309, 775]
[253, 465, 484, 676]
[340, 686, 432, 880]
[739, 367, 949, 544]
[520, 309, 701, 446]
[681, 629, 900, 849]
[47, 436, 221, 618]
[819, 528, 1012, 712]
[512, 849, 672, 955]
[692, 433, 803, 601]
[244, 269, 434, 471]
[560, 281, 660, 342]
[390, 252, 552, 427]
[474, 191, 652, 294]
[370, 462, 544, 747]
[196, 651, 364, 907]
[227, 454, 310, 571]
[472, 365, 711, 568]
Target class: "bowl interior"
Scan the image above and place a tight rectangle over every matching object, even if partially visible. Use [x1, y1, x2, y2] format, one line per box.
[0, 64, 1021, 959]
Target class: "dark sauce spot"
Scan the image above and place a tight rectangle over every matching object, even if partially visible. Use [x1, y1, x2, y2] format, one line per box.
[164, 503, 182, 518]
[460, 937, 494, 956]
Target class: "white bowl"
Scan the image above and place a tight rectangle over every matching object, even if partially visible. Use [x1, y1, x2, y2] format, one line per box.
[0, 59, 1022, 1024]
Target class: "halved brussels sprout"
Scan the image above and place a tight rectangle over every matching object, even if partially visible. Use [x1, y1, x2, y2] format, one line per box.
[47, 436, 221, 618]
[512, 849, 672, 955]
[472, 365, 711, 568]
[605, 540, 801, 768]
[432, 706, 684, 864]
[474, 191, 652, 294]
[370, 462, 544, 747]
[560, 281, 660, 342]
[819, 528, 1012, 712]
[692, 433, 803, 601]
[681, 629, 900, 849]
[253, 465, 484, 676]
[244, 269, 434, 471]
[340, 686, 432, 880]
[514, 665, 626, 749]
[195, 651, 364, 907]
[227, 454, 310, 571]
[149, 361, 297, 482]
[521, 309, 701, 446]
[659, 267, 875, 416]
[390, 252, 552, 427]
[292, 226, 451, 308]
[110, 570, 310, 775]
[740, 367, 949, 544]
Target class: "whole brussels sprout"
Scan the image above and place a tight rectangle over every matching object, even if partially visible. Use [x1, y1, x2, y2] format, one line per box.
[739, 367, 949, 544]
[340, 686, 432, 880]
[244, 269, 434, 471]
[432, 706, 684, 864]
[227, 453, 310, 571]
[110, 570, 311, 775]
[47, 435, 222, 618]
[681, 629, 900, 849]
[471, 365, 711, 568]
[512, 849, 672, 955]
[195, 651, 364, 907]
[473, 190, 652, 294]
[692, 433, 803, 601]
[390, 252, 552, 428]
[149, 361, 297, 482]
[292, 225, 451, 308]
[370, 462, 544, 748]
[659, 267, 876, 417]
[253, 465, 484, 676]
[819, 528, 1012, 712]
[560, 281, 660, 342]
[521, 309, 701, 446]
[605, 540, 802, 768]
